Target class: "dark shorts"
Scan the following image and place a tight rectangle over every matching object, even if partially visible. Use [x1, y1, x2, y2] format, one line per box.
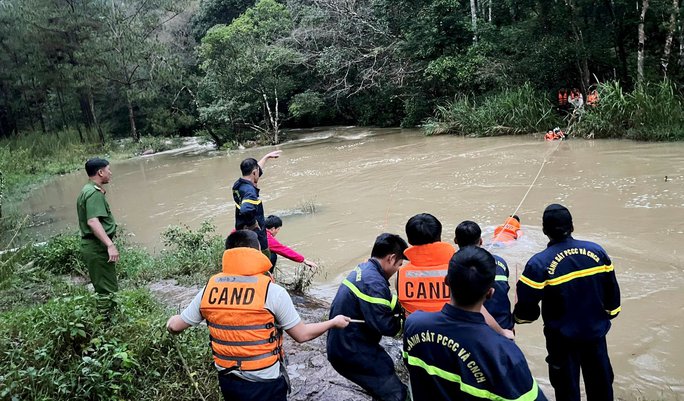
[218, 373, 287, 401]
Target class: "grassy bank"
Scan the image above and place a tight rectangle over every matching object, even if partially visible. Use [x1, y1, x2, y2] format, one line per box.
[422, 83, 561, 137]
[573, 80, 684, 140]
[0, 130, 183, 245]
[423, 81, 684, 141]
[0, 222, 318, 400]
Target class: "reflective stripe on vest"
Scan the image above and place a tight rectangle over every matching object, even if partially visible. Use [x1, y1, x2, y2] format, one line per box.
[200, 273, 282, 371]
[519, 264, 614, 290]
[403, 352, 540, 401]
[342, 279, 397, 309]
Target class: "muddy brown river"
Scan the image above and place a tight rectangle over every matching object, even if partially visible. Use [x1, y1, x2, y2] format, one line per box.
[21, 127, 684, 399]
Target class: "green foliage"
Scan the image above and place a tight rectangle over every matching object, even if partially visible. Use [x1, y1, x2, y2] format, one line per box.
[0, 289, 219, 401]
[424, 83, 560, 136]
[574, 81, 684, 141]
[157, 221, 224, 281]
[288, 91, 326, 123]
[277, 262, 322, 294]
[29, 233, 85, 276]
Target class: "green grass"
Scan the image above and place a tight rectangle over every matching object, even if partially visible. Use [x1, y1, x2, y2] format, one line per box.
[574, 80, 684, 141]
[423, 83, 560, 136]
[0, 288, 221, 401]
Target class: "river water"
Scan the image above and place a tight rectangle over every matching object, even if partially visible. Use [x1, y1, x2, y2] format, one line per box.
[21, 127, 684, 399]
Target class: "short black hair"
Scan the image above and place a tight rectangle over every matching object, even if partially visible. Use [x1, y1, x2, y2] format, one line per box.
[542, 204, 573, 241]
[370, 233, 409, 260]
[240, 158, 260, 177]
[447, 247, 496, 307]
[225, 230, 260, 250]
[405, 213, 442, 245]
[454, 220, 481, 247]
[511, 215, 520, 222]
[85, 158, 109, 177]
[265, 215, 282, 229]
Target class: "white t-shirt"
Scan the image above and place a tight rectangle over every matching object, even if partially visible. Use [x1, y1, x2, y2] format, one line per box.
[181, 282, 301, 381]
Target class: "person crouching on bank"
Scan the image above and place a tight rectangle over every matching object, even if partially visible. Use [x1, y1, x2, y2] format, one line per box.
[166, 230, 350, 401]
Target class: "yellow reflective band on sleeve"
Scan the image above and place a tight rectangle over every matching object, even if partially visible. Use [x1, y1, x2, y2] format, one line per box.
[520, 264, 614, 289]
[606, 306, 621, 316]
[519, 275, 545, 290]
[546, 264, 613, 286]
[234, 203, 241, 210]
[342, 279, 395, 309]
[495, 275, 508, 282]
[241, 199, 262, 205]
[514, 316, 536, 324]
[402, 352, 540, 401]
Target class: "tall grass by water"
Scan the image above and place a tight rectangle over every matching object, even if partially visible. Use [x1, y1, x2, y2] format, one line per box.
[574, 80, 684, 141]
[423, 83, 560, 136]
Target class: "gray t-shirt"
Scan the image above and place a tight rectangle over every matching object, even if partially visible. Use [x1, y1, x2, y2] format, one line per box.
[181, 282, 301, 381]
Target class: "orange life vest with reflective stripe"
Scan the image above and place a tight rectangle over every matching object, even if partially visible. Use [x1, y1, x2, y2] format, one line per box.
[200, 248, 282, 371]
[397, 242, 455, 316]
[493, 217, 521, 242]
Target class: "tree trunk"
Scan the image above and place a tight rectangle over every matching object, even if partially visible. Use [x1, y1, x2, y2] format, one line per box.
[679, 17, 684, 67]
[125, 90, 138, 141]
[57, 90, 69, 131]
[262, 90, 279, 145]
[88, 89, 105, 145]
[565, 0, 591, 90]
[603, 0, 630, 85]
[661, 0, 680, 77]
[488, 0, 492, 22]
[470, 0, 478, 44]
[79, 92, 94, 131]
[637, 0, 650, 83]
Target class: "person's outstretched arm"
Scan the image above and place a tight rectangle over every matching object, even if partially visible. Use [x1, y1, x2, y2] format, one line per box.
[258, 150, 282, 169]
[286, 315, 350, 343]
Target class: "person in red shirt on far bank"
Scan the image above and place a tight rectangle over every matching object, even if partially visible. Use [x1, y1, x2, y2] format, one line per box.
[265, 215, 319, 270]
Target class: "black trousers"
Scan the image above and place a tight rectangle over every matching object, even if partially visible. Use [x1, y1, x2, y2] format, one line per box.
[330, 358, 407, 401]
[545, 328, 614, 401]
[218, 372, 288, 401]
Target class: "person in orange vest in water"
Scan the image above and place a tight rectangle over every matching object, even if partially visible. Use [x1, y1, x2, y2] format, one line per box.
[545, 127, 565, 141]
[166, 230, 350, 401]
[397, 213, 514, 339]
[493, 215, 523, 243]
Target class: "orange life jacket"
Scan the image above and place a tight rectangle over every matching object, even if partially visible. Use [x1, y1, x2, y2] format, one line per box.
[397, 242, 455, 316]
[493, 217, 521, 242]
[587, 90, 598, 106]
[545, 131, 555, 141]
[200, 248, 282, 371]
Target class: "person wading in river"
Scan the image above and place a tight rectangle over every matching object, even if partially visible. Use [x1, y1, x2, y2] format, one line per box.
[167, 230, 350, 401]
[232, 150, 281, 265]
[514, 204, 621, 401]
[397, 213, 514, 338]
[403, 247, 547, 401]
[327, 233, 409, 401]
[76, 157, 119, 314]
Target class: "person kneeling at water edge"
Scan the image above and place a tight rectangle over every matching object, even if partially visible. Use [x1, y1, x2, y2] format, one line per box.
[403, 247, 547, 401]
[327, 233, 409, 401]
[166, 230, 350, 401]
[265, 215, 319, 270]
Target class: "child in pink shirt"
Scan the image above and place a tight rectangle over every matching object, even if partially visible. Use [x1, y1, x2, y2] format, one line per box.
[266, 215, 319, 269]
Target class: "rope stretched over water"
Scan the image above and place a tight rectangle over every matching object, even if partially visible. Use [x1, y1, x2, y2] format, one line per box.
[487, 136, 565, 250]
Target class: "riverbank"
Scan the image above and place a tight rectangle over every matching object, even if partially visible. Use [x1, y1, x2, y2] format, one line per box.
[423, 81, 684, 141]
[0, 227, 403, 400]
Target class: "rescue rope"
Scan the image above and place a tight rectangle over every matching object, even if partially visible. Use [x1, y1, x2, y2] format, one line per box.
[169, 333, 209, 401]
[486, 136, 565, 249]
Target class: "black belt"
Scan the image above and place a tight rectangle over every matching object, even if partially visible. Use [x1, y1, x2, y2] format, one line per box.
[82, 232, 116, 240]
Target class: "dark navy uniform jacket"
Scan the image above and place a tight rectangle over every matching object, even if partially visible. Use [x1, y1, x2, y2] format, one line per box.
[514, 236, 621, 340]
[327, 259, 402, 376]
[232, 177, 267, 250]
[404, 304, 546, 401]
[484, 255, 513, 330]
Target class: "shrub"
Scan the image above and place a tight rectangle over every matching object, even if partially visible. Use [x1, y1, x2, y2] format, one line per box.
[574, 80, 684, 141]
[0, 288, 220, 401]
[29, 233, 86, 276]
[158, 221, 224, 282]
[423, 83, 560, 136]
